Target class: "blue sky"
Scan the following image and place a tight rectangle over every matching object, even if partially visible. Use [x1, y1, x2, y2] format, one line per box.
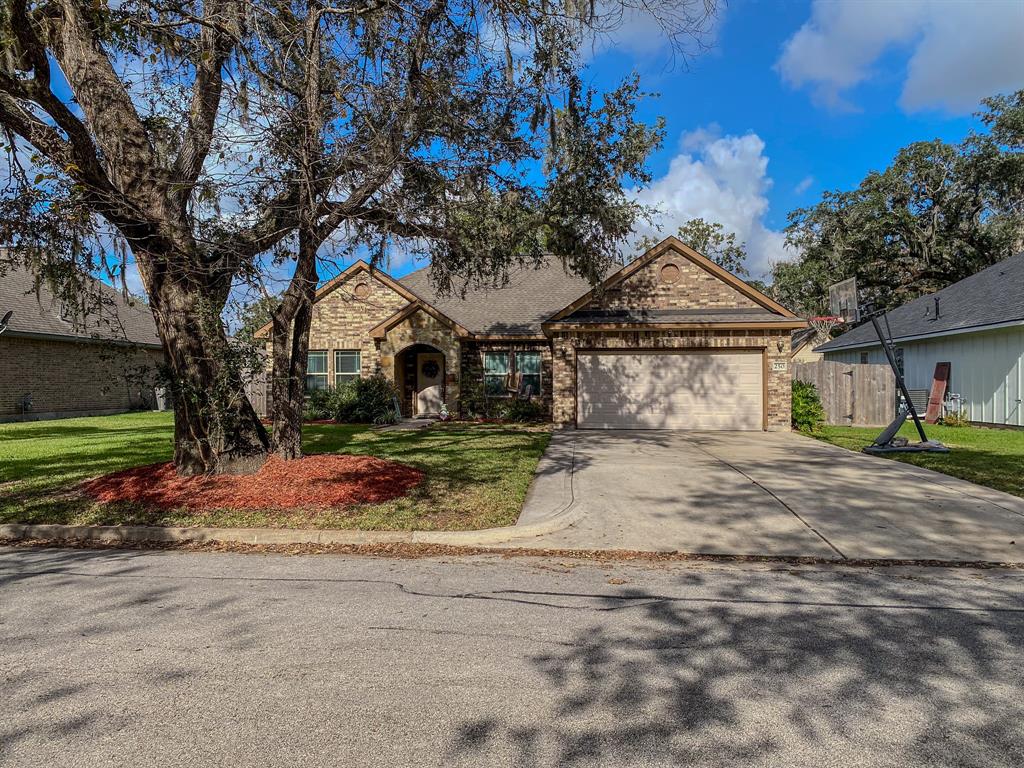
[558, 0, 1023, 278]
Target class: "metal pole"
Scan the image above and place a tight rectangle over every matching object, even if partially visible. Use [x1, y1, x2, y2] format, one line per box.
[870, 314, 928, 443]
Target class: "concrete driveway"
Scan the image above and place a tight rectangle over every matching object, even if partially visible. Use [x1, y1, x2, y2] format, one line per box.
[517, 430, 1024, 562]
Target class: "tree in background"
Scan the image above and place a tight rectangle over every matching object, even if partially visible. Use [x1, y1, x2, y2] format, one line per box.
[640, 217, 751, 276]
[673, 218, 749, 277]
[0, 0, 720, 473]
[776, 91, 1024, 316]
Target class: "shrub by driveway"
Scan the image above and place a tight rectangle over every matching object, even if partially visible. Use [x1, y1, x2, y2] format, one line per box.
[815, 423, 1024, 498]
[0, 413, 550, 531]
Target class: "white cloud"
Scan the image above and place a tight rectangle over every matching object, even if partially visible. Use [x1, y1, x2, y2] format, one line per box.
[632, 128, 791, 277]
[777, 0, 1024, 114]
[794, 175, 814, 194]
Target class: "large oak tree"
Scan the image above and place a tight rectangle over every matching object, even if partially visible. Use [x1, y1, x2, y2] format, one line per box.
[0, 0, 719, 473]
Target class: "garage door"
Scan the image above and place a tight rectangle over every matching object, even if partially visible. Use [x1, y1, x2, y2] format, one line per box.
[577, 350, 763, 430]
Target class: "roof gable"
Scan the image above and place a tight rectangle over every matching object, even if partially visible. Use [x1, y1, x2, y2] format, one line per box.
[253, 260, 418, 339]
[546, 237, 797, 323]
[368, 301, 470, 340]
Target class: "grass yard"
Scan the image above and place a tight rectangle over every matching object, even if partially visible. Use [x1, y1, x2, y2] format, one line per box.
[0, 412, 550, 531]
[816, 422, 1024, 498]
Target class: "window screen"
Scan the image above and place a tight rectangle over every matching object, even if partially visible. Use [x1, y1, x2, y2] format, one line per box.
[335, 350, 361, 386]
[515, 351, 542, 396]
[306, 351, 328, 391]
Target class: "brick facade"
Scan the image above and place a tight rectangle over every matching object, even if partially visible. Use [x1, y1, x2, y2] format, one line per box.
[0, 335, 163, 421]
[378, 309, 461, 414]
[305, 270, 409, 383]
[461, 339, 554, 417]
[299, 244, 796, 429]
[597, 251, 760, 311]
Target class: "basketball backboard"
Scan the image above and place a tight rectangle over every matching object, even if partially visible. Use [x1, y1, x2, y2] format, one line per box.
[828, 277, 859, 323]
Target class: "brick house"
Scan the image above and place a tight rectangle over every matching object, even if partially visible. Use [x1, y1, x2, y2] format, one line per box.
[261, 237, 805, 430]
[0, 264, 164, 422]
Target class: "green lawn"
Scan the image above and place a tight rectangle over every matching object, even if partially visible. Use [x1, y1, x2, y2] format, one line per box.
[0, 412, 550, 531]
[816, 422, 1024, 498]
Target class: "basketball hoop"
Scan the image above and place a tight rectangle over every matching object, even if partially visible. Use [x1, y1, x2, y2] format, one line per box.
[808, 315, 843, 338]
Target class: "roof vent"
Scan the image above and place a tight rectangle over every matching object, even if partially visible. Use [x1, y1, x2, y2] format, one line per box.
[934, 296, 941, 319]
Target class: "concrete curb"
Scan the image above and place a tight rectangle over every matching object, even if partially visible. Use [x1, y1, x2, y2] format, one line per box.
[0, 433, 587, 549]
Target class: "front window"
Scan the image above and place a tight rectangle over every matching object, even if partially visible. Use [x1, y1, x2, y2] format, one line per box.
[335, 350, 361, 386]
[483, 350, 542, 397]
[483, 352, 510, 396]
[515, 351, 542, 396]
[306, 351, 328, 391]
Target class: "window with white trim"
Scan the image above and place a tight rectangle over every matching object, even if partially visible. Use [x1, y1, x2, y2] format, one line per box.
[483, 351, 510, 396]
[515, 351, 542, 396]
[306, 351, 328, 391]
[335, 350, 361, 386]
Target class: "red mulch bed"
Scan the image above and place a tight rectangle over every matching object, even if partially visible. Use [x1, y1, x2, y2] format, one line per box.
[81, 455, 424, 511]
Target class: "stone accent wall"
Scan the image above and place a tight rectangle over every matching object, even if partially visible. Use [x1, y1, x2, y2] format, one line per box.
[302, 270, 409, 383]
[0, 335, 163, 421]
[593, 251, 760, 311]
[461, 340, 553, 418]
[551, 329, 792, 430]
[379, 309, 461, 413]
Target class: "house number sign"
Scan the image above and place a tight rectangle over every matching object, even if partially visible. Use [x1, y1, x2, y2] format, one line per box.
[771, 361, 787, 372]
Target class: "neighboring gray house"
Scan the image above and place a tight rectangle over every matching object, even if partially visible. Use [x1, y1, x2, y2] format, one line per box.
[817, 252, 1024, 428]
[0, 264, 164, 422]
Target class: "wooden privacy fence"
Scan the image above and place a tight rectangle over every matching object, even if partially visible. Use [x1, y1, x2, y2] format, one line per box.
[793, 361, 895, 427]
[244, 371, 270, 417]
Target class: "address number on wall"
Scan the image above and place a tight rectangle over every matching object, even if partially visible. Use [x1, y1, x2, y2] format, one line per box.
[771, 361, 787, 372]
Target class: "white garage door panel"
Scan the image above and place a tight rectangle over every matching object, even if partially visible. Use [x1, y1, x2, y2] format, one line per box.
[577, 351, 763, 430]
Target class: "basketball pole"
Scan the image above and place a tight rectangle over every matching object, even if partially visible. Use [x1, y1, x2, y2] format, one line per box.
[869, 313, 928, 443]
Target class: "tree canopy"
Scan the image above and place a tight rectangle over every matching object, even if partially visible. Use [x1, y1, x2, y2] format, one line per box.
[772, 91, 1024, 317]
[0, 0, 720, 472]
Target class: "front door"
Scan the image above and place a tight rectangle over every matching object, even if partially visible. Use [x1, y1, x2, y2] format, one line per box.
[415, 352, 444, 416]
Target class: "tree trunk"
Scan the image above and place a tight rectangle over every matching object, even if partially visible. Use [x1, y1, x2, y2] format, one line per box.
[269, 237, 319, 460]
[150, 274, 270, 476]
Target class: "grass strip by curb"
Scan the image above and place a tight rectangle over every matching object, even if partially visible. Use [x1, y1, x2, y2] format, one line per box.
[3, 537, 1021, 570]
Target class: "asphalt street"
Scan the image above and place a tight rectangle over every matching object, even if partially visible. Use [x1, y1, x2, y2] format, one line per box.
[2, 547, 1023, 767]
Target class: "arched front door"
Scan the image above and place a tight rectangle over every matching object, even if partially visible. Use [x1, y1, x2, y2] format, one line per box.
[415, 351, 445, 416]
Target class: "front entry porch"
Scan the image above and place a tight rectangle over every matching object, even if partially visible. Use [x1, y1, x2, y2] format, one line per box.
[394, 344, 446, 418]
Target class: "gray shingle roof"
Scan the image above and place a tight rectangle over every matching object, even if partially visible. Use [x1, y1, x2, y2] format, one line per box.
[0, 263, 161, 347]
[398, 260, 594, 335]
[563, 307, 797, 325]
[817, 251, 1024, 352]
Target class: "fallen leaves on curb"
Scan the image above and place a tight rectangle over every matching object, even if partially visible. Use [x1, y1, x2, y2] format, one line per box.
[80, 455, 423, 511]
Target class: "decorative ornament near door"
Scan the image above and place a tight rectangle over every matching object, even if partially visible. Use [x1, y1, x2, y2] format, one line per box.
[421, 359, 440, 379]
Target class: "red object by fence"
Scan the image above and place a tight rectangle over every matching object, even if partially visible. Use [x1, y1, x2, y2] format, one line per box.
[925, 362, 950, 424]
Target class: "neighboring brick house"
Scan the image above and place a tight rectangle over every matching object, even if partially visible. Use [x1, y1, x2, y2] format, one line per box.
[260, 237, 805, 430]
[0, 264, 164, 422]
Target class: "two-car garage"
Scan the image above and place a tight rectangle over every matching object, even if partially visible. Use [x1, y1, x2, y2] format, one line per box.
[575, 349, 765, 431]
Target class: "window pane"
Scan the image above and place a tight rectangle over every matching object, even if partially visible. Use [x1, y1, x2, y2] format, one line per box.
[306, 373, 328, 391]
[335, 350, 360, 374]
[483, 351, 510, 374]
[521, 374, 541, 396]
[484, 375, 507, 396]
[308, 351, 327, 374]
[515, 352, 541, 375]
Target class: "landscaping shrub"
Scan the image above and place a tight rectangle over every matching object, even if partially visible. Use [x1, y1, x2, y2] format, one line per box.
[333, 373, 399, 425]
[303, 387, 342, 421]
[941, 409, 971, 427]
[792, 380, 826, 433]
[494, 398, 546, 423]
